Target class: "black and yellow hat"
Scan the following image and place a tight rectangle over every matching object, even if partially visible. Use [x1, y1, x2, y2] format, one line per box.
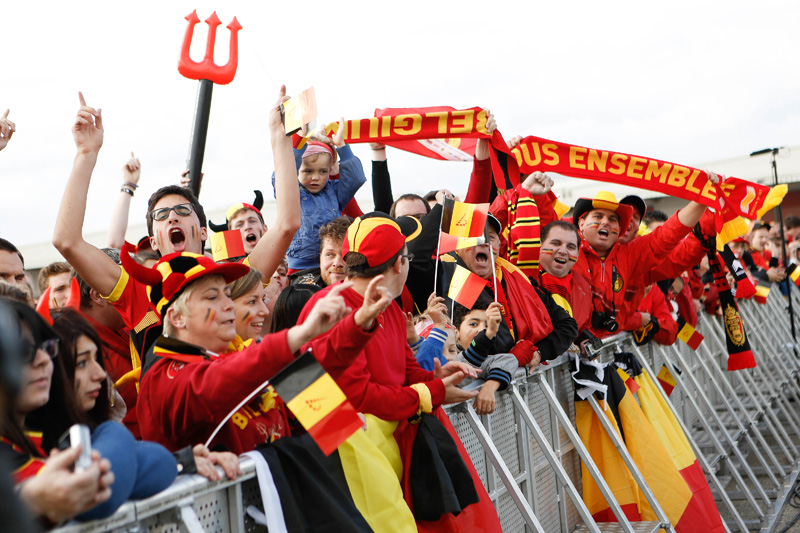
[121, 242, 249, 317]
[343, 212, 421, 270]
[572, 191, 633, 234]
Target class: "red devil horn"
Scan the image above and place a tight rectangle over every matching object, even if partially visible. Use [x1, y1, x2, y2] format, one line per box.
[36, 287, 54, 326]
[65, 276, 82, 310]
[120, 241, 163, 286]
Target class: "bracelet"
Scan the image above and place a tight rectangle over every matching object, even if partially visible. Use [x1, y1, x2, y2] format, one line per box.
[122, 181, 139, 190]
[121, 187, 134, 197]
[371, 147, 386, 151]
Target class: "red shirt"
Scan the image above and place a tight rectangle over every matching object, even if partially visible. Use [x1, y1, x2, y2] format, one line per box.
[0, 432, 46, 485]
[298, 285, 445, 420]
[573, 214, 693, 338]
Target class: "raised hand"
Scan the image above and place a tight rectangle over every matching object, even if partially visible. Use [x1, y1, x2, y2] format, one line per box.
[425, 292, 449, 329]
[441, 370, 479, 404]
[485, 302, 502, 339]
[521, 171, 553, 196]
[0, 109, 15, 151]
[123, 152, 141, 185]
[73, 92, 103, 155]
[302, 282, 353, 337]
[269, 85, 289, 136]
[433, 357, 478, 380]
[354, 275, 393, 329]
[332, 117, 346, 148]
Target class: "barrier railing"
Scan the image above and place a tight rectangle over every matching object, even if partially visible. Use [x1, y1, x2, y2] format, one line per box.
[55, 285, 800, 533]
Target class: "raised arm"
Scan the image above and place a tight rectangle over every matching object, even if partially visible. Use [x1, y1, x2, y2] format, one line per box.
[247, 86, 302, 279]
[0, 109, 15, 152]
[53, 93, 122, 296]
[107, 152, 140, 248]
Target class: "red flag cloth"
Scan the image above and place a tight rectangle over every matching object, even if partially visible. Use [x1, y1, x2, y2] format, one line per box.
[374, 107, 478, 161]
[434, 232, 484, 257]
[331, 106, 785, 232]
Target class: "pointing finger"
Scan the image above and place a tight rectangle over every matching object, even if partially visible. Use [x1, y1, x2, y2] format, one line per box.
[78, 91, 86, 107]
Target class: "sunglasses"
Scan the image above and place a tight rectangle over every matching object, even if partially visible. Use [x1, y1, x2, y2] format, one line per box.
[150, 203, 195, 221]
[21, 338, 59, 365]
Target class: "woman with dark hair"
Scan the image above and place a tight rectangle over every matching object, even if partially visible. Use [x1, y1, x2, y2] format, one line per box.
[269, 284, 322, 333]
[51, 309, 111, 426]
[0, 298, 114, 524]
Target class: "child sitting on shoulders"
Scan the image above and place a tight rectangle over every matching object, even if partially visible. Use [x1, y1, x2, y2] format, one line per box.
[413, 293, 518, 415]
[277, 120, 366, 273]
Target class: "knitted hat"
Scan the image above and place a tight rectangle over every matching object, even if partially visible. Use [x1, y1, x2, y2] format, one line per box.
[120, 242, 249, 317]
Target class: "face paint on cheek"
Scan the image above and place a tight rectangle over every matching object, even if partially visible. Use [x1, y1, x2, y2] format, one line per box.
[242, 311, 251, 324]
[611, 229, 619, 236]
[568, 254, 578, 262]
[205, 309, 216, 324]
[540, 248, 554, 255]
[191, 226, 196, 239]
[585, 222, 601, 229]
[158, 230, 164, 246]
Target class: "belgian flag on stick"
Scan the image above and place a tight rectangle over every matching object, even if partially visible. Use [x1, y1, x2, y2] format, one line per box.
[788, 264, 800, 287]
[433, 231, 485, 257]
[754, 280, 771, 305]
[448, 264, 486, 308]
[209, 229, 247, 262]
[270, 351, 363, 455]
[676, 318, 704, 350]
[441, 198, 489, 239]
[657, 365, 678, 397]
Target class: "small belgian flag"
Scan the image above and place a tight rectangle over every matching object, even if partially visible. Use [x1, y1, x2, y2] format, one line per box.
[448, 264, 486, 309]
[789, 264, 800, 288]
[209, 230, 247, 262]
[270, 351, 362, 456]
[754, 280, 771, 305]
[676, 317, 704, 351]
[441, 198, 489, 239]
[433, 231, 485, 257]
[657, 364, 679, 397]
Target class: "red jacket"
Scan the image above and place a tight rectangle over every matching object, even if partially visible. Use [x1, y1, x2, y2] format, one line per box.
[137, 315, 374, 453]
[573, 213, 693, 338]
[298, 285, 445, 420]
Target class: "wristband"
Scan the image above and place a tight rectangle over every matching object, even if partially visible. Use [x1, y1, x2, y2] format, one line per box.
[371, 147, 386, 151]
[122, 181, 139, 190]
[121, 187, 134, 197]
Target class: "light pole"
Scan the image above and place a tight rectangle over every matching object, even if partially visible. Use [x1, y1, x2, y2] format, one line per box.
[750, 147, 796, 344]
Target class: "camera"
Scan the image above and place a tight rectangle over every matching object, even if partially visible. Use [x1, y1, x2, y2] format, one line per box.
[58, 424, 92, 473]
[583, 336, 604, 360]
[591, 311, 619, 333]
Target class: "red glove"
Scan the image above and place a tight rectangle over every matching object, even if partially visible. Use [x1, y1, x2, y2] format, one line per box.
[510, 339, 537, 366]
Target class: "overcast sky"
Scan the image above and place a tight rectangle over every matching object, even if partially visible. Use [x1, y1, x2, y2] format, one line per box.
[2, 1, 799, 248]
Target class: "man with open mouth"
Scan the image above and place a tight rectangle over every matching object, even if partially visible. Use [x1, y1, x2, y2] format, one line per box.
[571, 181, 718, 339]
[53, 88, 301, 436]
[406, 204, 578, 368]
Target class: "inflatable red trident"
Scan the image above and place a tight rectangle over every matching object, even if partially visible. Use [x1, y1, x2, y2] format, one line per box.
[178, 10, 242, 198]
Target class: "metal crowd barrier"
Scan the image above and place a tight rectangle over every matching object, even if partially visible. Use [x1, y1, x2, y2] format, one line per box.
[55, 284, 800, 533]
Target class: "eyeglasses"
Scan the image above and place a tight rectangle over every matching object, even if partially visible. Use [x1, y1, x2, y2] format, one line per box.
[401, 253, 414, 263]
[150, 203, 195, 221]
[21, 338, 59, 365]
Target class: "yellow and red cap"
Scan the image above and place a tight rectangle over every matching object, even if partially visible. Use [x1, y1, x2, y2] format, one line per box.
[572, 191, 633, 234]
[343, 212, 421, 270]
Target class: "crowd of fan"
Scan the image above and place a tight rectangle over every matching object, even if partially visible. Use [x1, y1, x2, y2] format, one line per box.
[0, 89, 796, 530]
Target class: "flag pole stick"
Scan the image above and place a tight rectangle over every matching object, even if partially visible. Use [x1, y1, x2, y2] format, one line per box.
[433, 207, 444, 297]
[489, 244, 498, 302]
